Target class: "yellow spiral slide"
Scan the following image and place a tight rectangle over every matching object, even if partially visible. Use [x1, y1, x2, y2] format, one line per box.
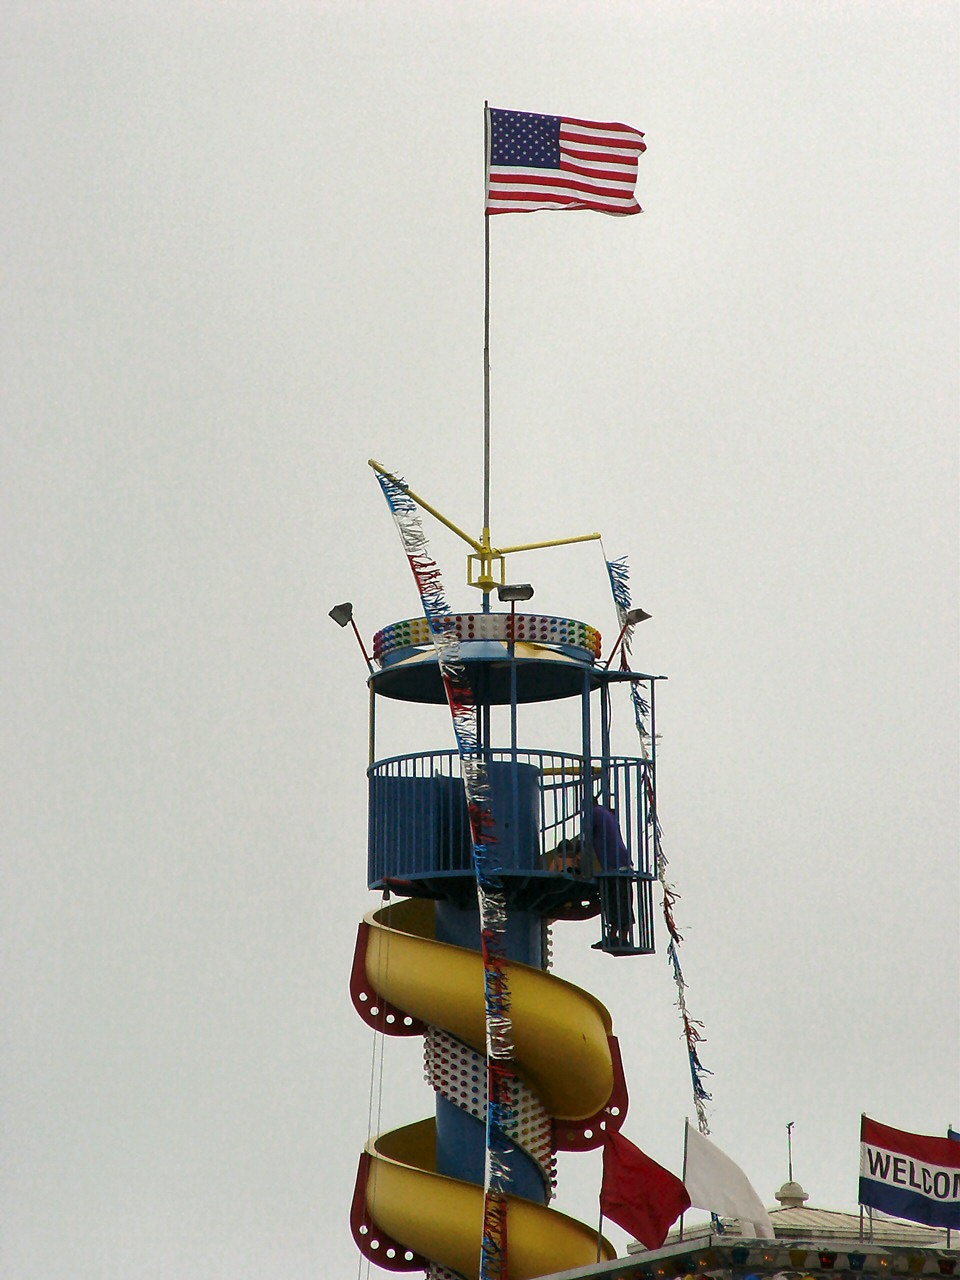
[350, 897, 620, 1279]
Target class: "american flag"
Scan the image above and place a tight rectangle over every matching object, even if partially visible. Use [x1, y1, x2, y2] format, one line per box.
[485, 108, 645, 216]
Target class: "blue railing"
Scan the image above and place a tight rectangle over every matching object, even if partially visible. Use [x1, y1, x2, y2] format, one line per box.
[367, 749, 655, 886]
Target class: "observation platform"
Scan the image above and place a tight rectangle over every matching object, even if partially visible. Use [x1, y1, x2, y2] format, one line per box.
[367, 748, 655, 948]
[366, 611, 661, 954]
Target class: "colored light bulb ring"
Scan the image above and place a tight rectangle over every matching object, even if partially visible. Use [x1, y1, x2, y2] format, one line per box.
[373, 614, 602, 663]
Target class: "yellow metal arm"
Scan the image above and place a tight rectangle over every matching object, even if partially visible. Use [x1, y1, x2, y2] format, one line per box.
[368, 459, 484, 553]
[497, 532, 602, 555]
[369, 458, 601, 593]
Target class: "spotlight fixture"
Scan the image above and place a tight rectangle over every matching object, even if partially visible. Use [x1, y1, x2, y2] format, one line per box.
[623, 607, 652, 629]
[603, 605, 652, 667]
[328, 601, 374, 674]
[496, 583, 535, 603]
[498, 584, 534, 654]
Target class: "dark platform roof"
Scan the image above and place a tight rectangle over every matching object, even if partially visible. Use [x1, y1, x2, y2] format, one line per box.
[371, 639, 604, 705]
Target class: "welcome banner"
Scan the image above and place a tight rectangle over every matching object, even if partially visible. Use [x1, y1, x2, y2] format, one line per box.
[859, 1116, 960, 1229]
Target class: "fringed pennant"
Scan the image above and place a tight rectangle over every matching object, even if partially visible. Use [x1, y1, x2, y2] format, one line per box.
[480, 1191, 508, 1280]
[603, 548, 714, 1139]
[667, 939, 713, 1130]
[605, 555, 653, 750]
[375, 467, 514, 1280]
[606, 554, 633, 618]
[661, 882, 683, 946]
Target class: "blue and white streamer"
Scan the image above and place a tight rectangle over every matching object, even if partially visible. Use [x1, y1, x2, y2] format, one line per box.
[603, 548, 713, 1137]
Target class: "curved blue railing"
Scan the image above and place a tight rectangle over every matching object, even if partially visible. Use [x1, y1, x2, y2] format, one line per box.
[367, 749, 656, 951]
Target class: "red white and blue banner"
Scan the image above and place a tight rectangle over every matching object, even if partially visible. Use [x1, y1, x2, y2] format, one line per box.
[375, 466, 514, 1280]
[859, 1116, 960, 1229]
[486, 108, 645, 216]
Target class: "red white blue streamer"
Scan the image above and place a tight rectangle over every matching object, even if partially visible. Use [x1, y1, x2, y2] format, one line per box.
[604, 554, 652, 744]
[603, 551, 713, 1137]
[376, 466, 515, 1280]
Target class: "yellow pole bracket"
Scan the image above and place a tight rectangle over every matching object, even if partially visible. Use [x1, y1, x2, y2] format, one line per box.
[467, 526, 506, 593]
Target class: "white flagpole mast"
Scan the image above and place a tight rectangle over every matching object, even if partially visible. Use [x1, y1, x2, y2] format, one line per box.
[482, 101, 492, 613]
[948, 1124, 954, 1247]
[680, 1117, 689, 1240]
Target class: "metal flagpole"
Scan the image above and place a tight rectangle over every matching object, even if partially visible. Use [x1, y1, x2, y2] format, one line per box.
[479, 101, 500, 1280]
[860, 1112, 872, 1242]
[679, 1117, 689, 1240]
[482, 100, 492, 614]
[948, 1124, 955, 1247]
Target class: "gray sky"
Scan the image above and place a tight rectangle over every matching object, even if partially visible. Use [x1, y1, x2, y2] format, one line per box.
[3, 2, 958, 1277]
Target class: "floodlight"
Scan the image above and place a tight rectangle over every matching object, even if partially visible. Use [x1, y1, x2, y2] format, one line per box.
[624, 607, 651, 626]
[497, 584, 535, 603]
[328, 601, 373, 674]
[603, 606, 652, 668]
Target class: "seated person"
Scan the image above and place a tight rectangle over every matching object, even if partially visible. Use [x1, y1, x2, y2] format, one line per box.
[544, 798, 635, 947]
[544, 834, 583, 874]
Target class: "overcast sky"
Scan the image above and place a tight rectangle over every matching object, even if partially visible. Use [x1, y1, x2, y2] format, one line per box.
[3, 2, 958, 1277]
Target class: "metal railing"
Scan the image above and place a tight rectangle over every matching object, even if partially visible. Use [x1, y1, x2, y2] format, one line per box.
[367, 749, 655, 885]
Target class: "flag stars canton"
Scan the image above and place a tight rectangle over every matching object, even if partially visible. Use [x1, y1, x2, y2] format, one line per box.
[490, 110, 560, 168]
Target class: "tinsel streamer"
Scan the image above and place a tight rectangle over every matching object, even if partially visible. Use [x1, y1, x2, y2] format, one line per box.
[605, 555, 651, 744]
[376, 468, 514, 1280]
[667, 939, 713, 1130]
[661, 882, 683, 946]
[603, 549, 714, 1137]
[605, 554, 633, 618]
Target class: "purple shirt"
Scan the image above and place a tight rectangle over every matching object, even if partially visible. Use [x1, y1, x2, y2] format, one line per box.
[592, 805, 631, 869]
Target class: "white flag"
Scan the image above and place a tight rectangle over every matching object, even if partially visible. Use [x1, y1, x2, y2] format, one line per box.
[684, 1122, 775, 1237]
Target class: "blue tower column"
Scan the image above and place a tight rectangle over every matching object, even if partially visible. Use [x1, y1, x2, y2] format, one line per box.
[433, 756, 549, 1205]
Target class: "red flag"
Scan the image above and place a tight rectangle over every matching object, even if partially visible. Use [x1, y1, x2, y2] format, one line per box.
[601, 1131, 691, 1249]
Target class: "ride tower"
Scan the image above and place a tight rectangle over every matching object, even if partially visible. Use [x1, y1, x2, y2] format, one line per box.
[347, 462, 663, 1280]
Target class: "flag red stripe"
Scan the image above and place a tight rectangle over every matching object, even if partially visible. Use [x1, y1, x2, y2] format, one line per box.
[488, 195, 640, 208]
[561, 143, 644, 163]
[490, 165, 635, 186]
[563, 133, 642, 148]
[562, 115, 643, 134]
[561, 139, 646, 160]
[561, 127, 645, 146]
[488, 202, 640, 216]
[559, 159, 639, 182]
[487, 195, 640, 213]
[489, 173, 635, 200]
